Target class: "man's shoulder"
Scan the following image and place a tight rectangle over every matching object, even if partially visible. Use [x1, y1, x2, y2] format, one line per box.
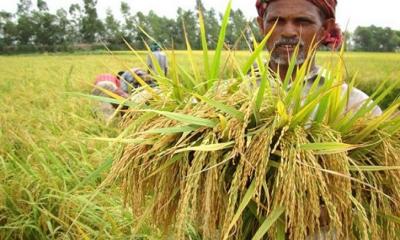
[340, 83, 382, 116]
[340, 83, 370, 102]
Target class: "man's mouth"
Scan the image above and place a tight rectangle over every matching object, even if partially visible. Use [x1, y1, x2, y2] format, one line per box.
[276, 44, 299, 51]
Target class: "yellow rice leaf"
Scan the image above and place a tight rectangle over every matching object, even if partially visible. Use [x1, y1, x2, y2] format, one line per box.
[218, 114, 228, 129]
[175, 141, 234, 153]
[276, 100, 289, 122]
[300, 142, 361, 154]
[92, 84, 125, 101]
[89, 137, 154, 145]
[76, 225, 90, 240]
[349, 165, 400, 172]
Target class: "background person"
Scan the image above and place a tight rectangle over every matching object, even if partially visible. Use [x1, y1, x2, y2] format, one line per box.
[91, 72, 129, 119]
[119, 68, 157, 94]
[146, 42, 168, 76]
[92, 68, 158, 119]
[92, 72, 128, 99]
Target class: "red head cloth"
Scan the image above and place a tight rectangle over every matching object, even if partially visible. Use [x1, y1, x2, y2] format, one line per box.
[256, 0, 342, 48]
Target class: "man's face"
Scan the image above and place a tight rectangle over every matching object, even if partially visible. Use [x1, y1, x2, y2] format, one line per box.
[258, 0, 327, 66]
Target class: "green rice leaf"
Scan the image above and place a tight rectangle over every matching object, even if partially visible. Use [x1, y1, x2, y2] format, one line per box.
[242, 21, 277, 74]
[331, 75, 354, 123]
[120, 112, 157, 135]
[142, 125, 200, 134]
[382, 115, 400, 134]
[178, 65, 196, 89]
[282, 45, 300, 89]
[183, 22, 203, 93]
[351, 103, 400, 142]
[71, 158, 113, 191]
[285, 58, 307, 110]
[223, 179, 256, 240]
[140, 109, 217, 128]
[376, 212, 400, 224]
[313, 82, 336, 124]
[135, 25, 161, 50]
[210, 0, 232, 83]
[122, 38, 168, 91]
[122, 37, 151, 67]
[169, 49, 183, 102]
[276, 218, 286, 240]
[193, 93, 244, 121]
[340, 78, 397, 133]
[254, 67, 271, 119]
[143, 41, 164, 78]
[67, 92, 127, 106]
[252, 206, 285, 240]
[247, 201, 263, 223]
[290, 87, 335, 127]
[198, 9, 210, 81]
[144, 154, 183, 180]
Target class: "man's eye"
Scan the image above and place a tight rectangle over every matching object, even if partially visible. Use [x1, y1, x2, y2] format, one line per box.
[267, 18, 282, 25]
[297, 19, 313, 25]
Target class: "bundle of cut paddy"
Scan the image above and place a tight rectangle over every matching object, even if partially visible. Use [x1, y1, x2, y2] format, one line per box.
[106, 62, 400, 239]
[104, 4, 400, 240]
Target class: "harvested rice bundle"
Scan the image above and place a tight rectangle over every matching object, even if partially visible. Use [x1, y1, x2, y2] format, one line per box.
[105, 3, 400, 239]
[108, 79, 400, 239]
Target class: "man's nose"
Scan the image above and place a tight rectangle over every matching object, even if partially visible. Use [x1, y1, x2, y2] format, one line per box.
[281, 22, 299, 38]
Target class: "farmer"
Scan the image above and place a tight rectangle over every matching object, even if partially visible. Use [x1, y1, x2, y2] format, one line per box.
[147, 42, 168, 76]
[92, 69, 156, 119]
[255, 0, 381, 238]
[92, 72, 129, 99]
[92, 72, 128, 119]
[120, 67, 157, 93]
[255, 0, 382, 116]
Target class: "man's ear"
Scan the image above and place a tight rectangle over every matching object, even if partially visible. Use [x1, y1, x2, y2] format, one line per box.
[257, 16, 265, 34]
[322, 18, 336, 35]
[316, 18, 335, 43]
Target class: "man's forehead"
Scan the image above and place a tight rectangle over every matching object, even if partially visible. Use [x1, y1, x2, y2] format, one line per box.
[265, 0, 321, 19]
[257, 0, 337, 19]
